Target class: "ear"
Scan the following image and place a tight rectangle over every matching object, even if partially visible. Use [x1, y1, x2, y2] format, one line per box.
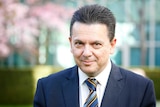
[110, 38, 117, 54]
[69, 37, 71, 43]
[68, 37, 73, 53]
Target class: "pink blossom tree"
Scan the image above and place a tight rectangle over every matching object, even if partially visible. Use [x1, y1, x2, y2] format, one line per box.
[0, 0, 73, 64]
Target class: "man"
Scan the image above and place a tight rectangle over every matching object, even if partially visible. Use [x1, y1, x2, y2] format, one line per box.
[34, 4, 156, 107]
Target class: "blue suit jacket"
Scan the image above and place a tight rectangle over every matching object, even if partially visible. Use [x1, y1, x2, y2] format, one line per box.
[34, 63, 156, 107]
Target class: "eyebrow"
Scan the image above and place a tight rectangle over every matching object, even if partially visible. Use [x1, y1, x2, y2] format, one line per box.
[73, 39, 103, 44]
[73, 39, 83, 42]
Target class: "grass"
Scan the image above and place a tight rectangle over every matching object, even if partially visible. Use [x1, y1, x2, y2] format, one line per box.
[0, 101, 159, 107]
[0, 105, 32, 107]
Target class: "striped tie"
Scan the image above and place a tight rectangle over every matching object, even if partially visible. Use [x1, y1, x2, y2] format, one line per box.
[84, 78, 98, 107]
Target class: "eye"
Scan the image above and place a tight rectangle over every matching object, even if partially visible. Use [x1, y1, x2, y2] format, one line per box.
[74, 41, 84, 48]
[93, 42, 102, 49]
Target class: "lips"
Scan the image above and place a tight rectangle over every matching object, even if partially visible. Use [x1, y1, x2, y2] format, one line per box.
[81, 60, 94, 65]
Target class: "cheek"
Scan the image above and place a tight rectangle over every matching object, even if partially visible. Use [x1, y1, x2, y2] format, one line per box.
[97, 51, 110, 64]
[95, 49, 110, 59]
[71, 48, 82, 57]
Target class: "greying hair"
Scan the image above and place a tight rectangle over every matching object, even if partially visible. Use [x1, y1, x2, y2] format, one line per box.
[70, 4, 116, 41]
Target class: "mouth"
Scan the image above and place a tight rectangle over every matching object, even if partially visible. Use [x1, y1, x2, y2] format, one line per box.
[81, 60, 94, 65]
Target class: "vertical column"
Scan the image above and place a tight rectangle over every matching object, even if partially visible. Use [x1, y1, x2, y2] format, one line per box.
[149, 0, 155, 68]
[122, 0, 130, 67]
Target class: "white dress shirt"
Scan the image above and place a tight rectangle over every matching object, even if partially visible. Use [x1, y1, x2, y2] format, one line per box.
[78, 59, 111, 107]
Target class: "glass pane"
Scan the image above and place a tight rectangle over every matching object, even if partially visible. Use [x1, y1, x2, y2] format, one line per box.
[130, 48, 141, 66]
[155, 47, 160, 66]
[111, 49, 122, 66]
[155, 24, 160, 41]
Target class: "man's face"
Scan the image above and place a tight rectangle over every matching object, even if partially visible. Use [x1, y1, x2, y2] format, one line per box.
[69, 22, 116, 77]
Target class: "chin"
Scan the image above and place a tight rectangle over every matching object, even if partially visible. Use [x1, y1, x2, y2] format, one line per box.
[85, 72, 98, 77]
[82, 68, 97, 76]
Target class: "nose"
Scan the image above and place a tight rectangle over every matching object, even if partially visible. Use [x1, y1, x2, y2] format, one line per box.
[82, 45, 92, 57]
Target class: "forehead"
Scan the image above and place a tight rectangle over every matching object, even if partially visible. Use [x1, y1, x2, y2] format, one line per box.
[72, 22, 107, 32]
[71, 22, 109, 41]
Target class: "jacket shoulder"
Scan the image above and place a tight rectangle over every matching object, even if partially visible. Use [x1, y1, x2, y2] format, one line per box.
[38, 66, 78, 84]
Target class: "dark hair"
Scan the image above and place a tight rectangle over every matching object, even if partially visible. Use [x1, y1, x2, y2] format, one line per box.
[70, 4, 116, 41]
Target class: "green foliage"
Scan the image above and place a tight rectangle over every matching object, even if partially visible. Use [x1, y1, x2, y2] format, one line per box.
[146, 71, 160, 100]
[140, 67, 160, 100]
[0, 105, 32, 107]
[0, 68, 34, 105]
[0, 66, 159, 105]
[141, 67, 160, 72]
[0, 66, 62, 105]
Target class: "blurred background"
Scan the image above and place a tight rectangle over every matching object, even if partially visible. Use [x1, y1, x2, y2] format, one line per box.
[0, 0, 160, 106]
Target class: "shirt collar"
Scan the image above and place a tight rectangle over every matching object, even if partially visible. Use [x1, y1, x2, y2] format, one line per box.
[78, 59, 112, 87]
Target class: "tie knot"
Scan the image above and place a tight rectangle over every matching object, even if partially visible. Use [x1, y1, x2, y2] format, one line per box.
[85, 78, 98, 91]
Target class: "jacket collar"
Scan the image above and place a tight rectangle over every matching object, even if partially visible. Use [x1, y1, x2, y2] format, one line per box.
[101, 63, 124, 107]
[62, 66, 80, 107]
[62, 63, 124, 107]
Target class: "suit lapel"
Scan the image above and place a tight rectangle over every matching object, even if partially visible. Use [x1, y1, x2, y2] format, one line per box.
[62, 66, 79, 107]
[101, 63, 125, 107]
[61, 64, 125, 107]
